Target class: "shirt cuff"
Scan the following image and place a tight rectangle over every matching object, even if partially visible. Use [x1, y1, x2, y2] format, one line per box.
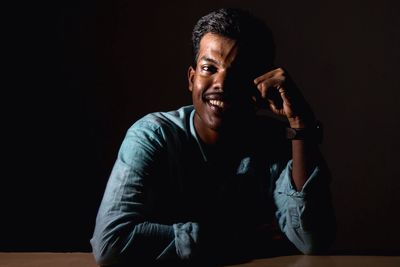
[173, 222, 200, 260]
[277, 160, 321, 200]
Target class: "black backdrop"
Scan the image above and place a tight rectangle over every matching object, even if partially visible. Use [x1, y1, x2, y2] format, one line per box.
[2, 0, 400, 254]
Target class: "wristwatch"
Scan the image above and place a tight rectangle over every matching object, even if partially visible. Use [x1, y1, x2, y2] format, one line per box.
[285, 121, 323, 144]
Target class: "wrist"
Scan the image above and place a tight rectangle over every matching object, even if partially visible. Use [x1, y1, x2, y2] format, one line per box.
[286, 120, 323, 144]
[288, 112, 316, 128]
[288, 117, 307, 128]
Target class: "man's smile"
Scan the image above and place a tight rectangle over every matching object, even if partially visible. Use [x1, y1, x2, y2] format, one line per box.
[203, 92, 231, 112]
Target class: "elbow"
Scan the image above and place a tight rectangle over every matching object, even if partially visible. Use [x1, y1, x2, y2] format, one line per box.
[298, 242, 319, 255]
[90, 236, 121, 266]
[298, 242, 331, 255]
[288, 226, 336, 256]
[92, 251, 114, 266]
[93, 253, 114, 267]
[296, 233, 335, 255]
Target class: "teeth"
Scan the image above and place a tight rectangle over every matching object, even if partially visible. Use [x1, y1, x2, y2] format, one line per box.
[209, 99, 225, 108]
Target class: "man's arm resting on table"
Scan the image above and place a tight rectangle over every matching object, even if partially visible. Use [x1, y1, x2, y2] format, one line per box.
[90, 122, 200, 265]
[273, 156, 336, 255]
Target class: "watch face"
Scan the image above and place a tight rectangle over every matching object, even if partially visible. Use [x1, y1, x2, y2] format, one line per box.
[285, 127, 297, 139]
[285, 123, 323, 143]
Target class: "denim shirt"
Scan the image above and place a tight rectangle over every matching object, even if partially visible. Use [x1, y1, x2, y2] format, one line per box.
[90, 105, 335, 265]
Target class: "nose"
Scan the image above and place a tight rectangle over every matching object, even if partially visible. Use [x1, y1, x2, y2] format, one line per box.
[212, 71, 226, 91]
[213, 69, 249, 99]
[212, 70, 235, 92]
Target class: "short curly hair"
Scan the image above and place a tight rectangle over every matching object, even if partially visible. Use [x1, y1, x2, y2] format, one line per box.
[191, 8, 275, 74]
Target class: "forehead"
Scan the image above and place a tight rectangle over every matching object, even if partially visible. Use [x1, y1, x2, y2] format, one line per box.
[198, 33, 238, 65]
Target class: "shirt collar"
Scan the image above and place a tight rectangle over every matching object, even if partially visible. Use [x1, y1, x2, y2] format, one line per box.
[189, 108, 208, 162]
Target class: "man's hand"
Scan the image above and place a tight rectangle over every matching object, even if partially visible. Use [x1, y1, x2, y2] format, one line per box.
[253, 68, 314, 128]
[254, 68, 320, 191]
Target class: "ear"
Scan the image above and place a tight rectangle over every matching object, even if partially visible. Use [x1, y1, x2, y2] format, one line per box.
[187, 66, 195, 92]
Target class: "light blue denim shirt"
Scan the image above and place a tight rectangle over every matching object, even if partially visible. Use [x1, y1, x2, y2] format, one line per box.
[90, 105, 335, 265]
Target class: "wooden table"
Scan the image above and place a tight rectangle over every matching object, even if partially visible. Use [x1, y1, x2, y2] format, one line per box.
[0, 253, 399, 267]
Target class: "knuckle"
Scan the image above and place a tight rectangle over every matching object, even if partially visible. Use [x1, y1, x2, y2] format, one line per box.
[261, 83, 268, 92]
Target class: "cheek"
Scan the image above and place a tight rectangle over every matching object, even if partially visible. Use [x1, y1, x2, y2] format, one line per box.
[191, 83, 203, 102]
[193, 77, 212, 97]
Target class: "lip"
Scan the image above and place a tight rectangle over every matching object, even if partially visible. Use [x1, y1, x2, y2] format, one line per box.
[203, 92, 225, 101]
[203, 94, 231, 113]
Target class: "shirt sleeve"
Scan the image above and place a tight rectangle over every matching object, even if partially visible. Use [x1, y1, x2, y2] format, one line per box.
[90, 120, 199, 265]
[273, 159, 336, 254]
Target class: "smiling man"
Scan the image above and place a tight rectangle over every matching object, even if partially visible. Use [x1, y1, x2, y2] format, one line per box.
[91, 8, 336, 266]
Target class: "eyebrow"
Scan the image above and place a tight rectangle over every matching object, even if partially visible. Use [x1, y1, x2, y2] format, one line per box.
[199, 56, 220, 66]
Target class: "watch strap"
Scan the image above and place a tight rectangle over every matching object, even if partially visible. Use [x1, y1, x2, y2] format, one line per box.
[286, 121, 323, 144]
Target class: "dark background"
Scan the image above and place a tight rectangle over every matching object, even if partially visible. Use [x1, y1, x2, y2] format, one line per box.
[2, 0, 400, 254]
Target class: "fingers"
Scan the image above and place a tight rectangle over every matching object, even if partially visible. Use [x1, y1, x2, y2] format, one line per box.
[256, 77, 286, 98]
[253, 67, 313, 120]
[253, 67, 286, 85]
[268, 100, 279, 113]
[253, 67, 294, 117]
[254, 68, 287, 99]
[277, 85, 291, 104]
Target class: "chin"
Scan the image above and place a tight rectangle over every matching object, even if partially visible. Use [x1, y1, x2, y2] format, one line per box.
[206, 119, 223, 131]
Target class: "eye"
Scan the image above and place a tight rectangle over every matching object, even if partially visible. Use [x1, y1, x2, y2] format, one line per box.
[201, 65, 217, 74]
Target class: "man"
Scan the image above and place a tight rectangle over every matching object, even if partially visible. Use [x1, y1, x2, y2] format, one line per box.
[91, 8, 335, 265]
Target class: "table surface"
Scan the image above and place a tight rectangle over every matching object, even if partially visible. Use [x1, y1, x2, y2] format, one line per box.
[0, 253, 399, 267]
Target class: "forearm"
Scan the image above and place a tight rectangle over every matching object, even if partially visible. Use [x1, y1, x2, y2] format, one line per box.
[91, 216, 176, 265]
[289, 117, 319, 191]
[291, 139, 318, 191]
[274, 159, 336, 254]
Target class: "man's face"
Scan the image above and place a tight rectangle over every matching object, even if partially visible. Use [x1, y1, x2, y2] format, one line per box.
[188, 33, 255, 136]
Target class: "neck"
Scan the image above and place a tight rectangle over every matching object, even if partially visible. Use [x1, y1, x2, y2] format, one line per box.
[194, 120, 240, 148]
[193, 111, 255, 146]
[195, 124, 221, 146]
